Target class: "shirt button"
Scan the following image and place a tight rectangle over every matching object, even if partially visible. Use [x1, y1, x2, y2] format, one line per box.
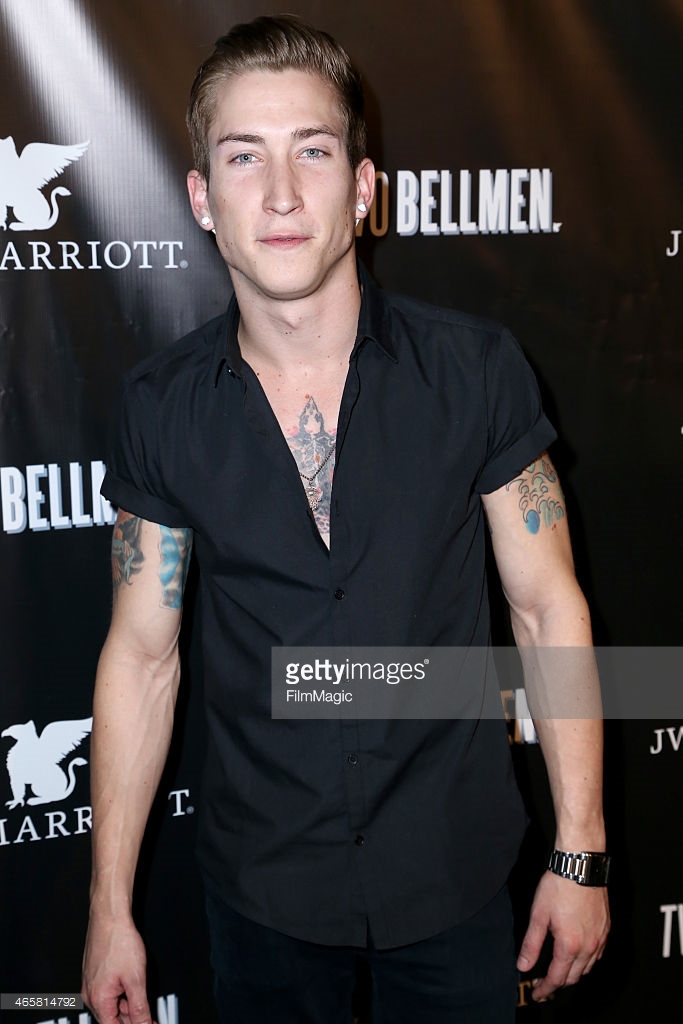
[354, 834, 366, 846]
[346, 753, 359, 766]
[334, 588, 346, 600]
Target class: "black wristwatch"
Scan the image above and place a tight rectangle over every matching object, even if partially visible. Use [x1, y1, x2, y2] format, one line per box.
[548, 849, 611, 887]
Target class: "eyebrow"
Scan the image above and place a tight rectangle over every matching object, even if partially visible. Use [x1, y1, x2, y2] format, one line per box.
[215, 124, 341, 148]
[292, 125, 340, 142]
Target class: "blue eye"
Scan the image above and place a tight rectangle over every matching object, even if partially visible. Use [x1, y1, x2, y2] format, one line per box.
[232, 153, 256, 164]
[303, 148, 324, 159]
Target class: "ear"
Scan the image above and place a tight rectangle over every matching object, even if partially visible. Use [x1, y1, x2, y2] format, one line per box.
[355, 158, 376, 221]
[187, 170, 213, 230]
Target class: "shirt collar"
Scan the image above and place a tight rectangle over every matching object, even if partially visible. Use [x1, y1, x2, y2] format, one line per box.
[354, 261, 398, 363]
[209, 261, 397, 388]
[207, 292, 242, 386]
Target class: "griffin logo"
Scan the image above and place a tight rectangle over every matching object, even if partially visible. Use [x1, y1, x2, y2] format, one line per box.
[1, 717, 93, 808]
[0, 136, 89, 231]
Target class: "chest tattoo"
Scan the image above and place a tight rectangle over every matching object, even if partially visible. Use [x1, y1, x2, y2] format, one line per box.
[285, 396, 336, 539]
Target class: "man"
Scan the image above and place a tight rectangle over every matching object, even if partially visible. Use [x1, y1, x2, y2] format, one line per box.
[82, 15, 609, 1024]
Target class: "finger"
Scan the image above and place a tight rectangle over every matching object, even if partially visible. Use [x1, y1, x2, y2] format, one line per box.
[516, 917, 548, 972]
[88, 994, 123, 1024]
[581, 934, 608, 976]
[531, 951, 576, 1000]
[119, 1011, 158, 1024]
[564, 953, 593, 988]
[582, 951, 599, 976]
[119, 994, 154, 1024]
[533, 948, 598, 1000]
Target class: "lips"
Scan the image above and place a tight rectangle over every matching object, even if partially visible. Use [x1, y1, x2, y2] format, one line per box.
[259, 234, 310, 249]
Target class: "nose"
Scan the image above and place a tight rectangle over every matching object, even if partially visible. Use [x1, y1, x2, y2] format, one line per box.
[262, 158, 303, 216]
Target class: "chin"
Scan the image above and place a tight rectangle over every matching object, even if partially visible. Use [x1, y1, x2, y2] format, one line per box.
[230, 242, 353, 302]
[247, 265, 330, 302]
[260, 278, 323, 302]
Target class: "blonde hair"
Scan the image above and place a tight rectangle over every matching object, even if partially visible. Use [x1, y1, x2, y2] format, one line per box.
[187, 15, 367, 181]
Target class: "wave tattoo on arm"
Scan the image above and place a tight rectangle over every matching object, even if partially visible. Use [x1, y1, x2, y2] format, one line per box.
[111, 511, 144, 591]
[507, 457, 565, 534]
[158, 526, 193, 609]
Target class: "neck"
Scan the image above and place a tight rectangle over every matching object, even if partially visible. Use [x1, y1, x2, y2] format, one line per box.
[234, 264, 361, 374]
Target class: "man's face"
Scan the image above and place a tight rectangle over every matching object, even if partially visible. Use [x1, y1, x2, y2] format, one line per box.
[188, 68, 373, 304]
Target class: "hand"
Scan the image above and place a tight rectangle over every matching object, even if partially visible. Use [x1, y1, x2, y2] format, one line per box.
[82, 911, 158, 1024]
[517, 870, 610, 1002]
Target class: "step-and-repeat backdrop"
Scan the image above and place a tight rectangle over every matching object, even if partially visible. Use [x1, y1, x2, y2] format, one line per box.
[1, 1, 681, 1021]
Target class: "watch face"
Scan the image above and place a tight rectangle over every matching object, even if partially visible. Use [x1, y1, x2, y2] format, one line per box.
[585, 854, 610, 885]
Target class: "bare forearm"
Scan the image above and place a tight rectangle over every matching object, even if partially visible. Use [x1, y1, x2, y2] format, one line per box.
[532, 716, 605, 850]
[511, 584, 605, 850]
[89, 638, 180, 914]
[83, 512, 189, 1022]
[485, 462, 610, 993]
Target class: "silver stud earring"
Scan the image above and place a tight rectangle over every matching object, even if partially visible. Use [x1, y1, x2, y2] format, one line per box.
[201, 215, 211, 227]
[357, 202, 367, 213]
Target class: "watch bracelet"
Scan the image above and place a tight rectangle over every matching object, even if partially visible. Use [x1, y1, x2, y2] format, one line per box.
[548, 849, 611, 886]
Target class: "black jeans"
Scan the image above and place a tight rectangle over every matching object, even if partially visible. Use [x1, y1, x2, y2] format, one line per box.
[205, 883, 518, 1024]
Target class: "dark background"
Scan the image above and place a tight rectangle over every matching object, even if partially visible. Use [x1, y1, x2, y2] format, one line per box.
[1, 1, 681, 1021]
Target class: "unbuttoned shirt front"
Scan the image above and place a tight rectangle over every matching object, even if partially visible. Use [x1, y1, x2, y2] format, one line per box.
[102, 265, 557, 949]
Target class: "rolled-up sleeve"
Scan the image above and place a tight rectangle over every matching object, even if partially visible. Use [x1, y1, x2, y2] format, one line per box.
[102, 374, 189, 527]
[476, 327, 557, 494]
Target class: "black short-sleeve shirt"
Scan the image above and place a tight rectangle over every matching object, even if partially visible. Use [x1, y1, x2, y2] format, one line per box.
[102, 265, 557, 949]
